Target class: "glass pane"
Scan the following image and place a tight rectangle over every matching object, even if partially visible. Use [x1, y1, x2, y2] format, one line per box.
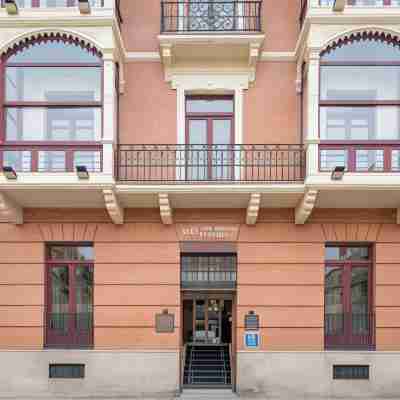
[351, 267, 369, 335]
[325, 247, 369, 260]
[188, 119, 208, 180]
[49, 246, 94, 261]
[321, 38, 400, 62]
[8, 41, 101, 64]
[75, 265, 93, 331]
[325, 247, 340, 260]
[212, 119, 232, 180]
[6, 67, 101, 102]
[356, 149, 384, 171]
[187, 99, 234, 113]
[6, 108, 101, 141]
[207, 299, 221, 344]
[38, 151, 66, 172]
[320, 107, 400, 140]
[49, 265, 69, 332]
[195, 299, 206, 342]
[325, 266, 344, 335]
[3, 150, 31, 172]
[321, 66, 400, 101]
[74, 151, 101, 172]
[392, 149, 400, 171]
[320, 149, 348, 171]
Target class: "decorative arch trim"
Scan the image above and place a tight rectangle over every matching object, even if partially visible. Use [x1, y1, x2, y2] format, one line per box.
[320, 27, 400, 57]
[1, 30, 103, 61]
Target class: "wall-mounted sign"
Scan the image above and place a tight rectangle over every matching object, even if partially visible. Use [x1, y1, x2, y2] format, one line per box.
[155, 310, 174, 333]
[177, 224, 240, 242]
[245, 311, 260, 331]
[244, 331, 260, 349]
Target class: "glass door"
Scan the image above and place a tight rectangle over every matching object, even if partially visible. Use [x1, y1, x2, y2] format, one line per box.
[193, 298, 223, 344]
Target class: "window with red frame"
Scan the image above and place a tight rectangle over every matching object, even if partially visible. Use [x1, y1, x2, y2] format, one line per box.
[324, 245, 375, 350]
[319, 34, 400, 173]
[45, 245, 93, 348]
[0, 36, 103, 173]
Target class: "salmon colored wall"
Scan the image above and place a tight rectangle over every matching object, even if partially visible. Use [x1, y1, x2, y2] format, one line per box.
[244, 62, 299, 144]
[0, 207, 399, 351]
[120, 63, 177, 144]
[120, 1, 300, 52]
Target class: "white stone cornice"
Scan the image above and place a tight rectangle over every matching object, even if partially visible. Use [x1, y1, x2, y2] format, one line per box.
[295, 189, 319, 225]
[158, 193, 173, 225]
[246, 193, 261, 225]
[0, 192, 23, 225]
[103, 188, 124, 224]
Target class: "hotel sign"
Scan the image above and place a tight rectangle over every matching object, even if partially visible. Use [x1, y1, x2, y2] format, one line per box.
[177, 224, 240, 242]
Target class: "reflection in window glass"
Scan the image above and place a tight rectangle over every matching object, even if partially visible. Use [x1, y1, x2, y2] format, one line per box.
[392, 150, 400, 171]
[325, 247, 370, 261]
[3, 150, 31, 172]
[38, 151, 66, 172]
[356, 149, 384, 172]
[49, 246, 94, 261]
[187, 99, 234, 113]
[320, 149, 348, 171]
[74, 151, 101, 172]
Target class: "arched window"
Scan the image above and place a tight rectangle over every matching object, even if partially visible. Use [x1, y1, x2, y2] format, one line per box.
[1, 36, 103, 172]
[319, 34, 400, 172]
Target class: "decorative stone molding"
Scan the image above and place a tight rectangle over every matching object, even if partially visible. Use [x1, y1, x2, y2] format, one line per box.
[248, 42, 261, 68]
[397, 209, 400, 225]
[295, 189, 319, 225]
[246, 193, 261, 225]
[37, 223, 99, 242]
[0, 192, 23, 225]
[159, 193, 173, 225]
[103, 189, 124, 225]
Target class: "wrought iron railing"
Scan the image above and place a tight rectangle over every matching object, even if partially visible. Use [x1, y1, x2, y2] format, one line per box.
[45, 312, 93, 348]
[116, 144, 305, 183]
[161, 1, 262, 33]
[325, 312, 375, 350]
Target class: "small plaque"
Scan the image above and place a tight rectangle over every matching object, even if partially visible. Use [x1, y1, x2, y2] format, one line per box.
[245, 312, 260, 331]
[155, 310, 174, 333]
[244, 331, 260, 349]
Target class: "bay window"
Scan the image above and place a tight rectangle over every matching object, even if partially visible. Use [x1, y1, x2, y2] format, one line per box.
[0, 37, 103, 173]
[319, 35, 400, 172]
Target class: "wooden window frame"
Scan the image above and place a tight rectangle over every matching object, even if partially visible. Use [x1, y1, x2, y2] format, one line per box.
[319, 36, 400, 172]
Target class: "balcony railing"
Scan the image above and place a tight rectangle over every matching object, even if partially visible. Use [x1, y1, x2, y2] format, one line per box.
[325, 312, 375, 350]
[116, 144, 305, 184]
[45, 312, 93, 348]
[161, 1, 262, 33]
[319, 142, 400, 173]
[0, 144, 102, 173]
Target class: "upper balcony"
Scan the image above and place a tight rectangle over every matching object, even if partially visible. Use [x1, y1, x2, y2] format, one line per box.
[158, 1, 265, 82]
[300, 0, 400, 28]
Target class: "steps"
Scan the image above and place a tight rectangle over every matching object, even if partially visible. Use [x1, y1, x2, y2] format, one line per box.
[179, 389, 238, 399]
[184, 345, 231, 387]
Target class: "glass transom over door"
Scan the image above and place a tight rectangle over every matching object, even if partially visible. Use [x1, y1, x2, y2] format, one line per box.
[186, 97, 234, 181]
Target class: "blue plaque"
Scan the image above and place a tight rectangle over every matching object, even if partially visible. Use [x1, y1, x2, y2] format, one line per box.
[245, 332, 259, 348]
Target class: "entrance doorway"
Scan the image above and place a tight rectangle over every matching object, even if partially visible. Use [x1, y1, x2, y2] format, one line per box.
[182, 293, 235, 388]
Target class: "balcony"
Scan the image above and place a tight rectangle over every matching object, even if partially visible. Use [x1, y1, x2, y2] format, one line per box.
[45, 312, 93, 349]
[300, 0, 400, 28]
[116, 144, 305, 184]
[158, 1, 265, 82]
[325, 312, 375, 350]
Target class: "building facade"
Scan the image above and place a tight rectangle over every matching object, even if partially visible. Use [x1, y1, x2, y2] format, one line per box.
[0, 0, 400, 398]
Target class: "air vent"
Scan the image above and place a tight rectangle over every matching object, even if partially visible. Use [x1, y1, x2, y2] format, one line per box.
[49, 364, 85, 379]
[333, 365, 369, 380]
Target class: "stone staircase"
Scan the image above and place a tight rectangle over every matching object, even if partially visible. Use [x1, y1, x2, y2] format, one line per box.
[179, 389, 239, 399]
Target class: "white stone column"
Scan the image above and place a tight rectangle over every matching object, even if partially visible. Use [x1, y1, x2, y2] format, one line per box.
[306, 49, 321, 178]
[102, 53, 117, 177]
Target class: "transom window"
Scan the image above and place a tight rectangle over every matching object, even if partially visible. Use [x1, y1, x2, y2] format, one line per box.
[1, 36, 103, 173]
[324, 244, 374, 350]
[319, 35, 400, 172]
[45, 244, 93, 348]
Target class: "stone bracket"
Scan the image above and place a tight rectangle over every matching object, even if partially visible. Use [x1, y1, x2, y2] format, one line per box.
[246, 193, 261, 225]
[295, 189, 319, 225]
[0, 192, 23, 225]
[103, 189, 124, 225]
[333, 0, 345, 11]
[248, 42, 261, 68]
[159, 193, 173, 225]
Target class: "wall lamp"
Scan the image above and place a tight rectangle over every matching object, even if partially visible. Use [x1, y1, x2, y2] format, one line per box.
[2, 166, 17, 180]
[76, 165, 89, 180]
[78, 0, 91, 14]
[332, 0, 346, 12]
[331, 166, 345, 181]
[4, 0, 18, 15]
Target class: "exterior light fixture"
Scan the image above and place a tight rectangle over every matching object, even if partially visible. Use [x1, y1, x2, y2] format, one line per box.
[2, 166, 17, 180]
[78, 0, 91, 14]
[4, 0, 18, 15]
[332, 0, 346, 12]
[76, 166, 89, 180]
[331, 166, 345, 181]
